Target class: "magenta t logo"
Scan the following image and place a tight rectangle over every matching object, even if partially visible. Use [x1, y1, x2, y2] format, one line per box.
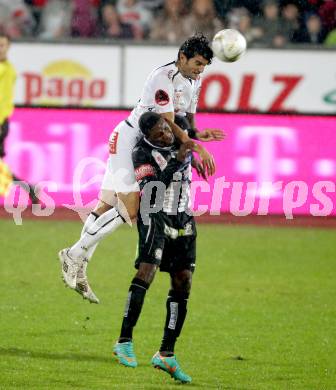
[235, 126, 298, 197]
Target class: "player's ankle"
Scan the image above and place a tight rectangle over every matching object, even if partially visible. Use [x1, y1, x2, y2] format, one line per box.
[118, 337, 132, 343]
[159, 350, 174, 357]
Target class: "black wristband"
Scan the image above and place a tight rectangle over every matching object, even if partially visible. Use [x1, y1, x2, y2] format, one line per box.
[187, 128, 197, 139]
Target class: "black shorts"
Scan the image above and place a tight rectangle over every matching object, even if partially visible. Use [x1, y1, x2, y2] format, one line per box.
[135, 211, 197, 274]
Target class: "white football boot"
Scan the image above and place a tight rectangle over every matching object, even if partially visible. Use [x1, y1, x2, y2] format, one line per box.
[58, 248, 81, 289]
[75, 261, 100, 304]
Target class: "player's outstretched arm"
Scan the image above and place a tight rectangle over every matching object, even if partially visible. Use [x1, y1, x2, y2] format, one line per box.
[186, 112, 225, 142]
[194, 129, 226, 142]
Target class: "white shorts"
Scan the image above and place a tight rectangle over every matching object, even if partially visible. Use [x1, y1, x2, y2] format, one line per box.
[101, 120, 142, 194]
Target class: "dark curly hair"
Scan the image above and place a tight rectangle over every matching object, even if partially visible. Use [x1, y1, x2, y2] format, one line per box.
[138, 111, 161, 136]
[178, 33, 213, 64]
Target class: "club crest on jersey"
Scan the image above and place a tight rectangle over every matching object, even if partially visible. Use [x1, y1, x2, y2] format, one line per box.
[155, 89, 170, 106]
[152, 150, 168, 171]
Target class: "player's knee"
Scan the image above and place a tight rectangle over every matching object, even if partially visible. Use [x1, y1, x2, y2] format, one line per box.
[93, 200, 113, 216]
[127, 207, 139, 221]
[172, 269, 192, 294]
[99, 190, 117, 208]
[116, 206, 138, 223]
[135, 263, 158, 285]
[117, 195, 139, 221]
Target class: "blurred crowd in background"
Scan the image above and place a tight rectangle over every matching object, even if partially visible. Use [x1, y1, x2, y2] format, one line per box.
[0, 0, 336, 47]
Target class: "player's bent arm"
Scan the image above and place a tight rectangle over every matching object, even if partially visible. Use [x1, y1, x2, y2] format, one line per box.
[186, 112, 199, 138]
[186, 112, 196, 129]
[159, 112, 174, 122]
[168, 139, 215, 176]
[154, 115, 215, 175]
[160, 113, 190, 144]
[191, 156, 207, 180]
[190, 142, 216, 176]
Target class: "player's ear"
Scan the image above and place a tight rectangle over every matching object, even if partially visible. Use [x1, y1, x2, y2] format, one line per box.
[179, 52, 187, 64]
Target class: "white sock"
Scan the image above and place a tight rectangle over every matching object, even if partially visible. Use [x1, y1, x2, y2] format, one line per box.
[68, 208, 125, 259]
[80, 213, 98, 262]
[84, 243, 98, 263]
[81, 212, 98, 237]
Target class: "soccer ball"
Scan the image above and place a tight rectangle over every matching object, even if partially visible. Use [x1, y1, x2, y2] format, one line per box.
[212, 29, 247, 62]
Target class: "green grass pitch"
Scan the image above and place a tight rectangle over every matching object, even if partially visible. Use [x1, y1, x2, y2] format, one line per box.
[0, 219, 335, 389]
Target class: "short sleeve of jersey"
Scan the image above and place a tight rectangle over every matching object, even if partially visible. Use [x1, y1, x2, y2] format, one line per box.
[187, 78, 202, 114]
[132, 146, 157, 189]
[152, 73, 174, 114]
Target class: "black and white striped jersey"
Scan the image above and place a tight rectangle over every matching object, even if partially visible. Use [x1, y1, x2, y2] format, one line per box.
[132, 138, 192, 214]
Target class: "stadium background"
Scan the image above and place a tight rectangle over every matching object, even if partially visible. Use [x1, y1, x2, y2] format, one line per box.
[1, 1, 336, 389]
[1, 41, 335, 220]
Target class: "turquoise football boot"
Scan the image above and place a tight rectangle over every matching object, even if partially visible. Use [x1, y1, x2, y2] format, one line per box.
[151, 352, 191, 383]
[113, 341, 137, 368]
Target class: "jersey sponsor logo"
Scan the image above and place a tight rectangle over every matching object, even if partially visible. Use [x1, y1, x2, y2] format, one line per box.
[152, 150, 168, 171]
[134, 164, 155, 181]
[108, 132, 119, 154]
[173, 88, 186, 112]
[155, 89, 170, 106]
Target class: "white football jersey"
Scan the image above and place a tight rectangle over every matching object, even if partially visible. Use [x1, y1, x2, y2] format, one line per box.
[128, 61, 202, 130]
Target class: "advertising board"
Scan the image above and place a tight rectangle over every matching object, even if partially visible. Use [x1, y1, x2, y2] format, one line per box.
[11, 43, 336, 114]
[2, 108, 335, 221]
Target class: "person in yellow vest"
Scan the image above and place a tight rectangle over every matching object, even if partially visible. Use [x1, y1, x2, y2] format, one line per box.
[0, 33, 38, 202]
